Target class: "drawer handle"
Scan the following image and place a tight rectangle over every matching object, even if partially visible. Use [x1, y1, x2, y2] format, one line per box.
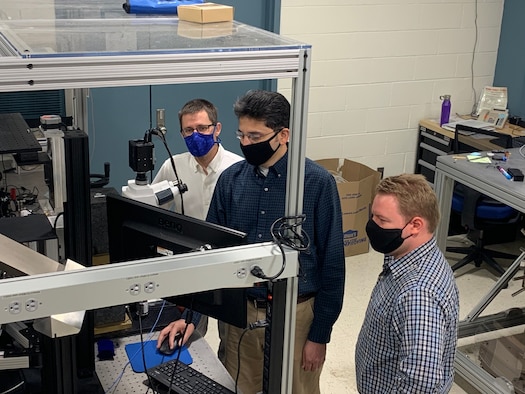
[420, 142, 448, 156]
[420, 131, 450, 146]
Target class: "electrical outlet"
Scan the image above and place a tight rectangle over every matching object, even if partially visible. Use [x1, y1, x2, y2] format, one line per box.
[236, 267, 247, 279]
[25, 298, 38, 312]
[9, 301, 21, 315]
[129, 283, 141, 296]
[144, 281, 156, 294]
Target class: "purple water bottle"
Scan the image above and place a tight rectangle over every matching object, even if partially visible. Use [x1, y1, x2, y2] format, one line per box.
[440, 95, 451, 126]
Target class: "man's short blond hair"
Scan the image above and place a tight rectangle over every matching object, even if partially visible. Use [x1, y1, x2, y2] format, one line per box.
[375, 173, 440, 233]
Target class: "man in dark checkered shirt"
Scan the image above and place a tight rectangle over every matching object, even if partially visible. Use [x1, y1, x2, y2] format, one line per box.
[208, 89, 345, 394]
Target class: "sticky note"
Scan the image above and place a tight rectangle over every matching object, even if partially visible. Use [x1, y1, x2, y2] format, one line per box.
[468, 156, 491, 163]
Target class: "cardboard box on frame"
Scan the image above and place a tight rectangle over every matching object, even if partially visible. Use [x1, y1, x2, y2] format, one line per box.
[177, 3, 234, 23]
[177, 20, 234, 39]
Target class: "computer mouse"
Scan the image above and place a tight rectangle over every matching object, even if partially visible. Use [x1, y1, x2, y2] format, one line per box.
[158, 333, 181, 356]
[158, 336, 175, 356]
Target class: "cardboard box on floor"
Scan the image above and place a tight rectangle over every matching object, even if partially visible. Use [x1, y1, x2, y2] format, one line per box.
[317, 159, 381, 257]
[177, 3, 234, 23]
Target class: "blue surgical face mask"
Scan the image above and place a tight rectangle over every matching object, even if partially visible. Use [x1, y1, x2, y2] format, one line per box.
[184, 131, 218, 157]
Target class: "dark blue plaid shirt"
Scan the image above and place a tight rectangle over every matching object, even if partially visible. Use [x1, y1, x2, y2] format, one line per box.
[206, 152, 345, 343]
[355, 238, 459, 393]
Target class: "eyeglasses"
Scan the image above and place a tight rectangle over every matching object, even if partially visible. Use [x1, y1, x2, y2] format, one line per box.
[236, 128, 283, 143]
[181, 124, 215, 137]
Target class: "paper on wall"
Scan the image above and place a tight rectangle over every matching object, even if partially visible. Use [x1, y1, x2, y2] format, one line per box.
[474, 86, 508, 116]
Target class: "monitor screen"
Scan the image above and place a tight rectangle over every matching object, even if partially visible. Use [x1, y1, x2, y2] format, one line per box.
[106, 192, 249, 328]
[454, 123, 512, 153]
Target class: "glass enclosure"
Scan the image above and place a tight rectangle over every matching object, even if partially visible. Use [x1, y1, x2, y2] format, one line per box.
[0, 1, 307, 58]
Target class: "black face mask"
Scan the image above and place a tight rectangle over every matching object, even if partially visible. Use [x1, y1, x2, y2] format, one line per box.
[365, 219, 411, 255]
[240, 131, 280, 166]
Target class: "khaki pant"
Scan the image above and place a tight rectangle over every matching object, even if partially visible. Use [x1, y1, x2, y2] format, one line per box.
[222, 297, 322, 394]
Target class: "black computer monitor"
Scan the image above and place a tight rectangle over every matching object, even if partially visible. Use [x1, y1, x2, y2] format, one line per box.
[454, 123, 512, 153]
[106, 192, 249, 328]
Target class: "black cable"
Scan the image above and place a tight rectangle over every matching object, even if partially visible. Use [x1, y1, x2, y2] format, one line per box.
[150, 130, 186, 215]
[250, 240, 287, 281]
[31, 186, 39, 200]
[108, 301, 167, 394]
[166, 308, 193, 394]
[142, 89, 187, 214]
[53, 212, 64, 263]
[234, 328, 249, 394]
[138, 312, 157, 394]
[146, 85, 154, 188]
[250, 215, 310, 281]
[271, 214, 310, 252]
[53, 212, 63, 231]
[234, 320, 269, 394]
[18, 186, 38, 205]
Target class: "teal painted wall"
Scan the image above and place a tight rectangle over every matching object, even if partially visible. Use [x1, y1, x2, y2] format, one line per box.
[89, 81, 268, 186]
[89, 0, 281, 189]
[493, 0, 525, 119]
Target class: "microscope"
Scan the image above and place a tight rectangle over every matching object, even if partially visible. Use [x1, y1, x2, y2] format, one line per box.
[122, 109, 187, 206]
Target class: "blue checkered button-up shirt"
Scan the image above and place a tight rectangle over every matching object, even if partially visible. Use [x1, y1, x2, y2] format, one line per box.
[355, 238, 459, 393]
[207, 152, 345, 343]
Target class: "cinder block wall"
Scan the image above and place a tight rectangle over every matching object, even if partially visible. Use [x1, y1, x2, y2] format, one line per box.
[278, 0, 504, 176]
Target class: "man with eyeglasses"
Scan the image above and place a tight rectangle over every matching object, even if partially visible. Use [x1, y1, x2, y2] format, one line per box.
[206, 90, 345, 394]
[152, 98, 243, 220]
[154, 98, 242, 351]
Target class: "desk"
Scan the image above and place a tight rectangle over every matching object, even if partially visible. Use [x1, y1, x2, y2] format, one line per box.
[434, 148, 525, 393]
[434, 148, 525, 251]
[416, 119, 525, 186]
[95, 334, 236, 392]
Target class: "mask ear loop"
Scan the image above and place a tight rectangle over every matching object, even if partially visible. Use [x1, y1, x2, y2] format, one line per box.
[209, 124, 220, 146]
[401, 218, 415, 241]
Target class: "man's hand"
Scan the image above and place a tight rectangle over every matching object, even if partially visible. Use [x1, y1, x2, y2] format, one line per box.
[156, 319, 195, 350]
[301, 340, 326, 372]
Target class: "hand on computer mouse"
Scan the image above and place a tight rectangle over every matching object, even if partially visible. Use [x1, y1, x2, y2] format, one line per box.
[158, 332, 182, 356]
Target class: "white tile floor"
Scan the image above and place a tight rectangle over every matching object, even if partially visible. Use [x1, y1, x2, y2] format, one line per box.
[205, 233, 525, 393]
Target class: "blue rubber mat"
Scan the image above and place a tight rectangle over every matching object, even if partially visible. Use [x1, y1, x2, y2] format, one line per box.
[125, 340, 193, 373]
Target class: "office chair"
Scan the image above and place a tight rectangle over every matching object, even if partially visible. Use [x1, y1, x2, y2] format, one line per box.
[446, 184, 520, 275]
